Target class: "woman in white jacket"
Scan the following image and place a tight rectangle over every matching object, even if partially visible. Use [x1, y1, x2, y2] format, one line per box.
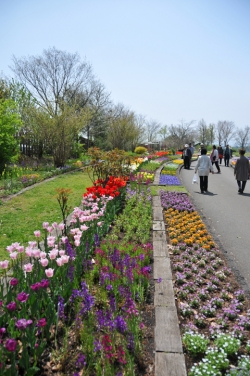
[210, 145, 221, 173]
[195, 148, 214, 193]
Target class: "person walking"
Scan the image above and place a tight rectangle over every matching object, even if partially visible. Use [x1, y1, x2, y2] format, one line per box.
[218, 145, 223, 165]
[210, 145, 221, 173]
[195, 148, 214, 193]
[224, 145, 230, 166]
[234, 148, 250, 194]
[198, 143, 204, 156]
[182, 144, 192, 169]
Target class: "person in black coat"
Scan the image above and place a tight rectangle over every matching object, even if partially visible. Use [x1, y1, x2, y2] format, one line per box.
[224, 145, 230, 166]
[182, 144, 192, 169]
[234, 148, 250, 194]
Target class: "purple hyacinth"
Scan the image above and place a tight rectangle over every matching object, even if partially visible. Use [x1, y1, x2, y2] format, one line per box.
[159, 174, 181, 185]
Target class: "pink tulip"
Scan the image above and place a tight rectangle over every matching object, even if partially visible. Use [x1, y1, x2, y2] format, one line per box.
[25, 247, 33, 257]
[61, 255, 69, 264]
[59, 250, 65, 256]
[61, 236, 68, 243]
[74, 239, 80, 247]
[17, 245, 24, 253]
[42, 222, 49, 229]
[28, 241, 37, 248]
[0, 260, 9, 269]
[47, 226, 53, 233]
[52, 222, 58, 229]
[10, 252, 18, 260]
[6, 245, 15, 253]
[40, 258, 49, 267]
[56, 258, 63, 266]
[80, 224, 89, 231]
[97, 222, 103, 227]
[58, 223, 65, 231]
[24, 263, 33, 272]
[32, 249, 41, 258]
[34, 230, 41, 237]
[40, 251, 47, 259]
[47, 236, 55, 247]
[49, 250, 58, 260]
[45, 268, 54, 278]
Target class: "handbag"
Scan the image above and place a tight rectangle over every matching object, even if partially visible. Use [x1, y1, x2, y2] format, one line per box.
[213, 156, 216, 161]
[192, 173, 198, 184]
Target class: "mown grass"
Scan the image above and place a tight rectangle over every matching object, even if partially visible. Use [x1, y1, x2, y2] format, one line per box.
[0, 171, 92, 259]
[150, 185, 188, 196]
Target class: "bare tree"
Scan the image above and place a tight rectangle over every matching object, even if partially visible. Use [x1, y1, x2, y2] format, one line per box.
[11, 47, 97, 166]
[197, 119, 209, 144]
[11, 47, 94, 116]
[208, 123, 215, 145]
[234, 126, 250, 149]
[145, 119, 162, 142]
[217, 120, 235, 146]
[167, 119, 196, 150]
[158, 125, 168, 149]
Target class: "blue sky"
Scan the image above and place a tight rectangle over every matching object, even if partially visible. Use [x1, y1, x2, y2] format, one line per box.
[1, 0, 249, 129]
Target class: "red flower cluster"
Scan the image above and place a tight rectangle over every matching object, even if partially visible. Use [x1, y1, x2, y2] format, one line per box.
[155, 151, 170, 156]
[84, 176, 128, 199]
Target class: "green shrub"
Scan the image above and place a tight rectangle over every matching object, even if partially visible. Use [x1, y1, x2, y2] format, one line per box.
[134, 146, 147, 154]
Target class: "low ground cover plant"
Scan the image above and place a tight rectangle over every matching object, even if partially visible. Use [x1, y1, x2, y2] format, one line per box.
[160, 190, 250, 375]
[0, 162, 81, 198]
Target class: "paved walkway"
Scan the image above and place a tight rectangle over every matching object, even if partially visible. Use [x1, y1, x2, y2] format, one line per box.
[152, 167, 187, 376]
[180, 159, 250, 296]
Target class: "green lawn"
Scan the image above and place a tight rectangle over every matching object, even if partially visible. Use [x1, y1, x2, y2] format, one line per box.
[0, 171, 92, 260]
[150, 185, 188, 196]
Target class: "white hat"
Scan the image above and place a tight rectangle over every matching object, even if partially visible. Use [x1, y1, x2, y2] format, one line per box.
[185, 144, 188, 147]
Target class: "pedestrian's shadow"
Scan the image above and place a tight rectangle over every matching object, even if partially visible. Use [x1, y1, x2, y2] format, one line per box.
[239, 193, 250, 197]
[195, 191, 218, 196]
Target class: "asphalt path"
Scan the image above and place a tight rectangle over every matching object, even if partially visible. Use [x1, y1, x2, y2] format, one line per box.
[179, 159, 250, 296]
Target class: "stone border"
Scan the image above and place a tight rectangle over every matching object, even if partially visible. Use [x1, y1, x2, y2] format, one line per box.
[152, 165, 187, 375]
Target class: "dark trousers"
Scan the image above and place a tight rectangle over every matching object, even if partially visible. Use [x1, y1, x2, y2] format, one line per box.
[224, 156, 230, 166]
[237, 180, 246, 192]
[184, 156, 190, 169]
[200, 176, 208, 192]
[212, 161, 220, 172]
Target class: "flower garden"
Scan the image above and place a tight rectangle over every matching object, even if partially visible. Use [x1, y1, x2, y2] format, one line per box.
[1, 148, 250, 375]
[160, 190, 250, 375]
[0, 150, 173, 375]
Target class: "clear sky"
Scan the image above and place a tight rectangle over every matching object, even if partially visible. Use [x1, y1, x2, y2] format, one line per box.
[1, 0, 249, 129]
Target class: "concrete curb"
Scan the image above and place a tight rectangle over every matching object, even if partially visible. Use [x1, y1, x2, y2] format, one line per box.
[153, 165, 187, 376]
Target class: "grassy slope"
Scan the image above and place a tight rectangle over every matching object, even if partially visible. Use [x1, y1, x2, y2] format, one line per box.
[0, 171, 92, 259]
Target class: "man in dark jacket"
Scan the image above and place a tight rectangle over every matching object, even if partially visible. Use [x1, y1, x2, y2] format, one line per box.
[224, 145, 230, 166]
[234, 148, 250, 194]
[182, 144, 192, 169]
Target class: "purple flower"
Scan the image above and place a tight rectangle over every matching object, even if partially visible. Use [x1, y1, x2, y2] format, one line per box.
[159, 174, 181, 185]
[10, 278, 18, 286]
[5, 338, 17, 352]
[40, 279, 50, 289]
[106, 284, 113, 291]
[30, 282, 42, 291]
[15, 318, 33, 330]
[76, 352, 86, 369]
[37, 318, 46, 327]
[17, 292, 29, 303]
[94, 339, 102, 352]
[0, 328, 6, 338]
[115, 315, 127, 334]
[6, 301, 17, 311]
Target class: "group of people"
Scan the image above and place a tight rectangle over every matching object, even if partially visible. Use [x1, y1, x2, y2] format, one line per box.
[192, 144, 250, 194]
